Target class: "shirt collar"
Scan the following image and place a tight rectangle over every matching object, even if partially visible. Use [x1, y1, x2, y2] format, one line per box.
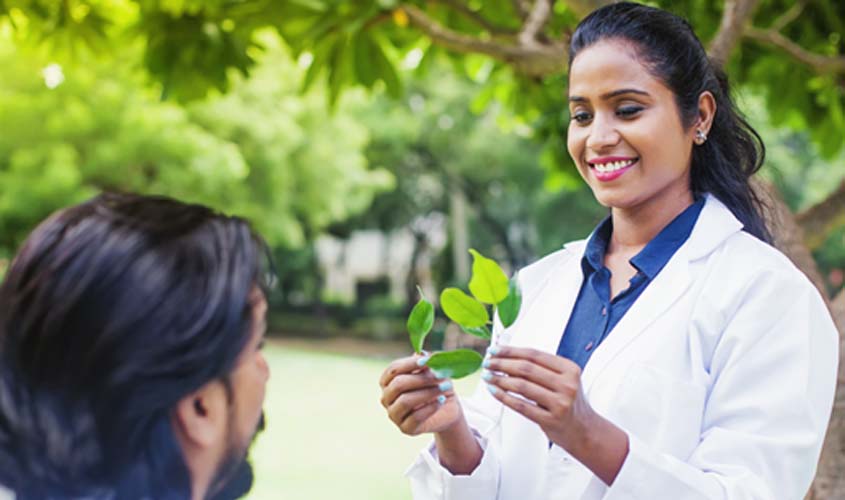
[580, 197, 706, 279]
[630, 197, 706, 279]
[582, 215, 612, 276]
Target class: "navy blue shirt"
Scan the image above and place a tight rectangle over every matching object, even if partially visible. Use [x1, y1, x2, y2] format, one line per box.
[556, 198, 706, 368]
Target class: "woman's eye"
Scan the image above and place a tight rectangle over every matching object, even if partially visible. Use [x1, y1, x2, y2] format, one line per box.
[616, 106, 643, 118]
[571, 111, 592, 124]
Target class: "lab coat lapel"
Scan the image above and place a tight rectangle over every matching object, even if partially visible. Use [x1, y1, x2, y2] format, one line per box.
[580, 194, 743, 393]
[580, 247, 692, 393]
[510, 241, 587, 354]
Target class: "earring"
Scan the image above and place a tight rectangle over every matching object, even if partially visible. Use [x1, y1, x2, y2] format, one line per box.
[695, 129, 707, 144]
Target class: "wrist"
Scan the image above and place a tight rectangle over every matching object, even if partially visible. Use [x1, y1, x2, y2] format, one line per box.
[571, 409, 629, 486]
[434, 417, 483, 475]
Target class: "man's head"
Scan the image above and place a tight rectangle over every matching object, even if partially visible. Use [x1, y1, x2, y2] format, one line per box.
[0, 192, 272, 498]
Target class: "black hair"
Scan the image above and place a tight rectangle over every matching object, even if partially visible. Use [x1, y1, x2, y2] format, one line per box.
[569, 2, 772, 243]
[0, 192, 274, 498]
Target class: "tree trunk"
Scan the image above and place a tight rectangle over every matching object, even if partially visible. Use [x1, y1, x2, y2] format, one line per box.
[760, 182, 845, 499]
[810, 288, 845, 499]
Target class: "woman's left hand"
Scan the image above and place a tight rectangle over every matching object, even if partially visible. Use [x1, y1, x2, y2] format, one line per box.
[482, 345, 595, 453]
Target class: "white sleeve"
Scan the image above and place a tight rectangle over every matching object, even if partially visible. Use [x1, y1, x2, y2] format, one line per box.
[603, 270, 838, 500]
[404, 317, 510, 500]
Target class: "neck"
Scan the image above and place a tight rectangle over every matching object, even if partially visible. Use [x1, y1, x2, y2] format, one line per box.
[608, 189, 694, 255]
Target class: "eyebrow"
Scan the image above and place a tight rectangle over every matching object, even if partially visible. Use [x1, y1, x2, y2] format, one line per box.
[568, 88, 651, 103]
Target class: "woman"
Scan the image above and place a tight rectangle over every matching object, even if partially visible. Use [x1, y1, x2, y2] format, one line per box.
[379, 3, 838, 499]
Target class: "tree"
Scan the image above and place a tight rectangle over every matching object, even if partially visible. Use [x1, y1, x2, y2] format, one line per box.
[0, 28, 392, 253]
[339, 66, 606, 303]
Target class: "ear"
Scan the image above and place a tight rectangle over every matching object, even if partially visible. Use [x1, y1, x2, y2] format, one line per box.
[692, 91, 717, 143]
[172, 380, 229, 449]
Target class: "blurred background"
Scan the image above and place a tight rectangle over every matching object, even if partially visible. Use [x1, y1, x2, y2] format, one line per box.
[0, 0, 843, 498]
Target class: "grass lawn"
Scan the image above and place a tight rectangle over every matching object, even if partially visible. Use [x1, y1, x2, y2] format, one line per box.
[245, 340, 481, 500]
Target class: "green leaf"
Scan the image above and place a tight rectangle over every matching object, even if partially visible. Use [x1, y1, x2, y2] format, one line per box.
[352, 31, 378, 87]
[468, 248, 509, 304]
[497, 275, 522, 328]
[407, 286, 434, 353]
[425, 349, 483, 379]
[371, 36, 401, 98]
[440, 288, 489, 328]
[327, 35, 350, 107]
[460, 324, 492, 340]
[300, 39, 332, 92]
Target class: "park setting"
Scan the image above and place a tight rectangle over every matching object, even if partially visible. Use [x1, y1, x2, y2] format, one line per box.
[0, 0, 844, 498]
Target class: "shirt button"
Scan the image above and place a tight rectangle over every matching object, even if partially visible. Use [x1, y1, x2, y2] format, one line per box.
[601, 306, 607, 316]
[585, 341, 594, 351]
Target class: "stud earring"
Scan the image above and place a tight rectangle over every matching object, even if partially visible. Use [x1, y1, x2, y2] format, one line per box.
[695, 129, 707, 144]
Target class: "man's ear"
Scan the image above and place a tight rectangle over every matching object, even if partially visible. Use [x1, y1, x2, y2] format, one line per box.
[172, 380, 229, 449]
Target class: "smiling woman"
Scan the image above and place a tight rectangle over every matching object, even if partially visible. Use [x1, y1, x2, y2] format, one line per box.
[381, 3, 839, 500]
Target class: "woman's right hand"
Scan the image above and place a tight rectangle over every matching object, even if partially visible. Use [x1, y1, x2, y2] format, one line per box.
[379, 353, 464, 436]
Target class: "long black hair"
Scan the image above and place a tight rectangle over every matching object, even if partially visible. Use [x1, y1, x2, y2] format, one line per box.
[569, 2, 772, 243]
[0, 192, 273, 498]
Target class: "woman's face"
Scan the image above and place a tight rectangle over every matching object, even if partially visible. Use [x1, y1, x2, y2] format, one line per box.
[567, 39, 695, 215]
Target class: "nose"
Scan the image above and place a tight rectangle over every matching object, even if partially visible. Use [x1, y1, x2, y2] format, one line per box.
[585, 113, 620, 152]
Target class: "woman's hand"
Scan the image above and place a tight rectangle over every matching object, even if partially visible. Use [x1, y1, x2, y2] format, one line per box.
[483, 346, 629, 485]
[379, 353, 462, 436]
[380, 353, 484, 474]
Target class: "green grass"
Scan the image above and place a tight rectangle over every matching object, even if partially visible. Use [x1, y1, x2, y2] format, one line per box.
[245, 342, 481, 500]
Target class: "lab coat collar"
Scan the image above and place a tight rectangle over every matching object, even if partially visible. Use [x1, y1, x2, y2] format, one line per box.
[561, 194, 742, 257]
[553, 194, 744, 392]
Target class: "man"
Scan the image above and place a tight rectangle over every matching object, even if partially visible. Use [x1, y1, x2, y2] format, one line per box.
[0, 192, 272, 499]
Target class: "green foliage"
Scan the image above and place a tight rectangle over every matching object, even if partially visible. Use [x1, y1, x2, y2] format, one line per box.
[440, 287, 489, 328]
[460, 324, 492, 341]
[468, 248, 509, 304]
[0, 30, 391, 251]
[498, 275, 522, 328]
[412, 249, 522, 378]
[2, 1, 842, 159]
[407, 287, 434, 353]
[425, 349, 484, 379]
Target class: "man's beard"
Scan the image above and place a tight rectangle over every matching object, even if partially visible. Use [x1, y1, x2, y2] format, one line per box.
[207, 411, 266, 500]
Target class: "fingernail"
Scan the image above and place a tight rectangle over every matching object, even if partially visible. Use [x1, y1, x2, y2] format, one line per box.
[488, 345, 500, 356]
[417, 356, 430, 367]
[482, 358, 491, 369]
[432, 369, 447, 379]
[486, 383, 498, 395]
[438, 380, 453, 392]
[481, 370, 493, 382]
[437, 394, 446, 405]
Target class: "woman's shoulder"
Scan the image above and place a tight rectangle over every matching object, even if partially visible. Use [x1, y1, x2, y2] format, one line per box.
[697, 230, 826, 324]
[715, 230, 811, 287]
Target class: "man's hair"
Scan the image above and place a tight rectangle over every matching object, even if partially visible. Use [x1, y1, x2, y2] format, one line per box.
[0, 192, 273, 498]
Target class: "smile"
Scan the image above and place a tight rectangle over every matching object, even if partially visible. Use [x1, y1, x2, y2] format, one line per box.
[589, 158, 637, 172]
[587, 157, 638, 181]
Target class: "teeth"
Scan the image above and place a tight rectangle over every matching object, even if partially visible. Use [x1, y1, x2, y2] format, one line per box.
[592, 159, 636, 173]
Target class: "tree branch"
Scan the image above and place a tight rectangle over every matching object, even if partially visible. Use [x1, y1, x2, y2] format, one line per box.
[512, 0, 530, 20]
[708, 0, 761, 66]
[400, 4, 568, 77]
[770, 0, 806, 32]
[744, 26, 845, 74]
[562, 0, 612, 19]
[433, 0, 518, 36]
[754, 179, 830, 302]
[833, 287, 845, 333]
[519, 0, 554, 46]
[796, 180, 845, 250]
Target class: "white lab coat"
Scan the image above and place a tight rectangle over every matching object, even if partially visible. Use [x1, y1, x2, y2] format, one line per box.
[406, 194, 839, 500]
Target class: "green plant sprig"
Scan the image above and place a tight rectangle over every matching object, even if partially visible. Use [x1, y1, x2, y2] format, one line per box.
[406, 248, 523, 378]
